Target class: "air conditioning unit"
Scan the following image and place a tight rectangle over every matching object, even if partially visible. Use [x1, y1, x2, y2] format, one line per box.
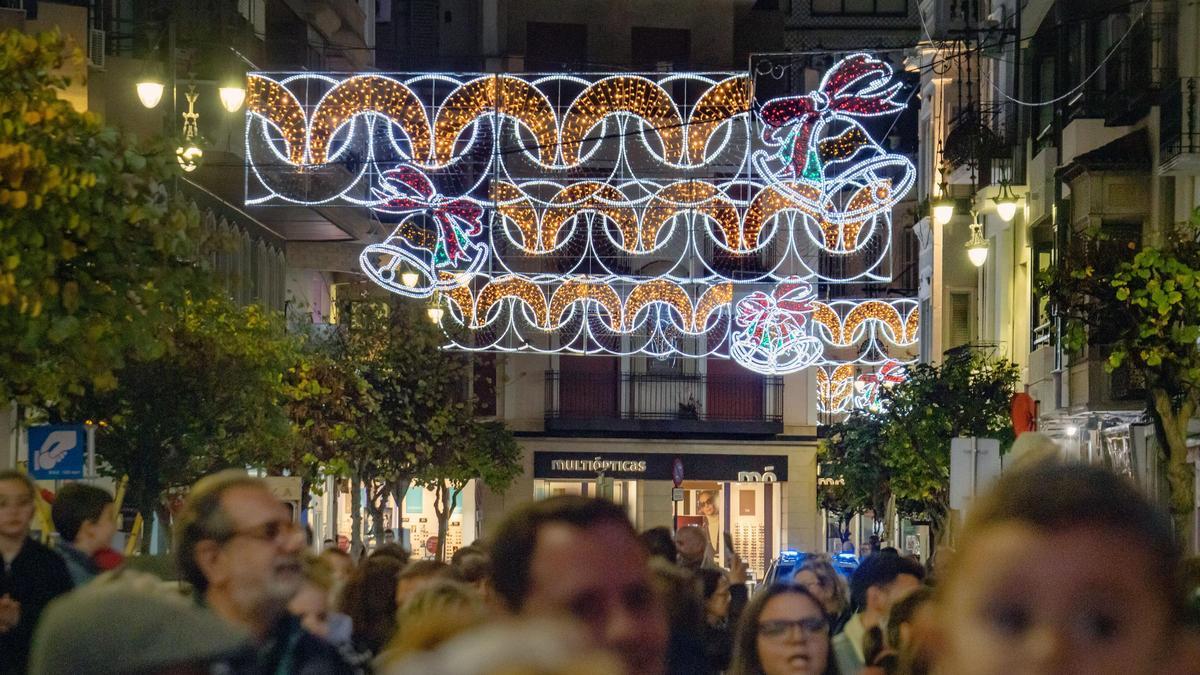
[87, 28, 105, 69]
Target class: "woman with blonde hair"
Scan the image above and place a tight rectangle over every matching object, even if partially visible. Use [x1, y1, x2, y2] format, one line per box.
[376, 578, 491, 666]
[793, 555, 851, 632]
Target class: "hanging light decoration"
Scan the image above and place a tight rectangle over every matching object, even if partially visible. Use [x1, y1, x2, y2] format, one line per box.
[992, 180, 1019, 222]
[175, 85, 204, 172]
[426, 294, 445, 323]
[136, 62, 165, 109]
[966, 220, 989, 267]
[401, 268, 420, 288]
[218, 82, 247, 113]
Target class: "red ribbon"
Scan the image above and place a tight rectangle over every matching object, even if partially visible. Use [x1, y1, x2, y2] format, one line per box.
[737, 282, 815, 344]
[381, 167, 483, 265]
[758, 54, 904, 176]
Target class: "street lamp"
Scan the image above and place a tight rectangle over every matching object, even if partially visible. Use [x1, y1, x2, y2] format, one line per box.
[931, 179, 955, 226]
[426, 295, 445, 324]
[136, 77, 165, 109]
[992, 180, 1019, 223]
[400, 268, 420, 288]
[966, 219, 989, 267]
[218, 83, 246, 113]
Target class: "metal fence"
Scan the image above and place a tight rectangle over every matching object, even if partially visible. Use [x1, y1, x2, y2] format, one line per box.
[545, 370, 783, 423]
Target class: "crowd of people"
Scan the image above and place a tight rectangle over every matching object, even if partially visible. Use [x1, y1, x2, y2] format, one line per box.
[1, 455, 1199, 674]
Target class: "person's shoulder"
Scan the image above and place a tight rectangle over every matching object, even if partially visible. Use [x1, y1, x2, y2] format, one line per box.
[286, 619, 355, 674]
[24, 538, 71, 570]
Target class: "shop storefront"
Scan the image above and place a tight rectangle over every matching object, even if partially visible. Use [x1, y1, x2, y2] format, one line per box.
[532, 451, 790, 579]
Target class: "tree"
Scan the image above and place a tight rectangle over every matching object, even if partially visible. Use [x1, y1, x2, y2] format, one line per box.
[416, 419, 522, 561]
[818, 412, 890, 543]
[1041, 216, 1200, 540]
[0, 30, 206, 407]
[68, 295, 302, 550]
[334, 294, 474, 555]
[879, 349, 1019, 540]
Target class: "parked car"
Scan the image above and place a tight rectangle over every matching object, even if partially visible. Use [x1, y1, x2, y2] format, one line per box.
[762, 550, 860, 587]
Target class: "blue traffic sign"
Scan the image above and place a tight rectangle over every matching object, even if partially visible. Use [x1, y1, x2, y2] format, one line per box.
[28, 424, 87, 479]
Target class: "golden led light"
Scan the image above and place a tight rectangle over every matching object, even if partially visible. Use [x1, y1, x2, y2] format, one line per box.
[246, 58, 919, 385]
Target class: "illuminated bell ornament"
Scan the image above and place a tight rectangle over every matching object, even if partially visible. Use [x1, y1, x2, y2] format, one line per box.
[176, 85, 204, 173]
[730, 278, 824, 375]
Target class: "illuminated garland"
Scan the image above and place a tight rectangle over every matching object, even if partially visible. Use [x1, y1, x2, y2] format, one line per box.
[246, 54, 918, 378]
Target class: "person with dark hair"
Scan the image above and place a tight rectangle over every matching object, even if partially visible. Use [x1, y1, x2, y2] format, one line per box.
[832, 551, 924, 673]
[50, 483, 116, 585]
[174, 470, 351, 673]
[370, 542, 411, 566]
[641, 526, 677, 562]
[729, 584, 836, 675]
[489, 495, 668, 675]
[340, 555, 403, 661]
[932, 460, 1190, 674]
[698, 567, 735, 672]
[647, 559, 710, 675]
[0, 470, 73, 674]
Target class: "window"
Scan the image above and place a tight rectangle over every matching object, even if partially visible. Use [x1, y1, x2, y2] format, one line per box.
[631, 27, 691, 69]
[811, 0, 907, 16]
[948, 291, 973, 348]
[525, 22, 588, 71]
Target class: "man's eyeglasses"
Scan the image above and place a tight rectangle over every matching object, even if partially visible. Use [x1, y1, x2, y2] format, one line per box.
[758, 617, 829, 639]
[220, 519, 299, 545]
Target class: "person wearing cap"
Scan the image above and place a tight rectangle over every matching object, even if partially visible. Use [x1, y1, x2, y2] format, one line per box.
[175, 470, 352, 674]
[27, 572, 255, 674]
[0, 470, 73, 675]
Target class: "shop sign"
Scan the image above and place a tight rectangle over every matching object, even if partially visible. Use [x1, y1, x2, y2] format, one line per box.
[534, 452, 789, 482]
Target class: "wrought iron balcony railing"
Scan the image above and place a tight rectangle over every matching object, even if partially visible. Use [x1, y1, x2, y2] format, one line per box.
[1160, 77, 1200, 172]
[545, 370, 783, 427]
[1104, 10, 1177, 126]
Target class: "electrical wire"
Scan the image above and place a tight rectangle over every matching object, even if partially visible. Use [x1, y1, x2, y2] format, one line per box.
[982, 0, 1152, 107]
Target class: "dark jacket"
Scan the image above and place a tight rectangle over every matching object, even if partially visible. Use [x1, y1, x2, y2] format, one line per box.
[0, 537, 74, 674]
[256, 613, 356, 675]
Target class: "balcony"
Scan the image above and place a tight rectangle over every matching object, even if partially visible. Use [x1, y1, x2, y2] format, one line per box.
[545, 369, 784, 436]
[1104, 11, 1176, 127]
[1160, 77, 1200, 174]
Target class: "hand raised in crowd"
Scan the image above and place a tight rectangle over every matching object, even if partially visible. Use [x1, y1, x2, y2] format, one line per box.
[728, 551, 748, 585]
[0, 594, 20, 633]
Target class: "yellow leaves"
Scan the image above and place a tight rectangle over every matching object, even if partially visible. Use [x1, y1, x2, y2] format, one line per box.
[4, 254, 17, 270]
[7, 190, 27, 209]
[62, 280, 79, 312]
[22, 111, 40, 125]
[60, 239, 77, 259]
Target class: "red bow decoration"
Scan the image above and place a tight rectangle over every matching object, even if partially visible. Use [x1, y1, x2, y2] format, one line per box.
[758, 54, 905, 176]
[736, 281, 816, 347]
[380, 166, 484, 267]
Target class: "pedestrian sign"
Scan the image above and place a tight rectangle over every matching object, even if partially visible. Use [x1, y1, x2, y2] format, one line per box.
[28, 424, 87, 479]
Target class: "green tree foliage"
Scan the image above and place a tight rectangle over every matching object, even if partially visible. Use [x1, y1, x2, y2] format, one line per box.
[1041, 217, 1200, 539]
[0, 30, 206, 405]
[818, 413, 890, 541]
[69, 296, 303, 547]
[820, 351, 1018, 545]
[880, 349, 1018, 532]
[416, 419, 522, 561]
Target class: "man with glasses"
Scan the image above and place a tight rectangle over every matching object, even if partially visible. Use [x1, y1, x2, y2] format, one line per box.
[0, 470, 73, 674]
[175, 470, 351, 674]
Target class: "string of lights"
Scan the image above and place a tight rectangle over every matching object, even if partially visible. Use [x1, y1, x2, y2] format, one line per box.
[248, 54, 919, 381]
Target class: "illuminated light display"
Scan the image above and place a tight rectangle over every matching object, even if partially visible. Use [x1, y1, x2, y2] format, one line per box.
[246, 54, 918, 379]
[308, 75, 431, 165]
[730, 279, 824, 375]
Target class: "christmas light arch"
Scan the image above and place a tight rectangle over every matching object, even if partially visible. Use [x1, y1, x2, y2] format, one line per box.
[245, 53, 918, 387]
